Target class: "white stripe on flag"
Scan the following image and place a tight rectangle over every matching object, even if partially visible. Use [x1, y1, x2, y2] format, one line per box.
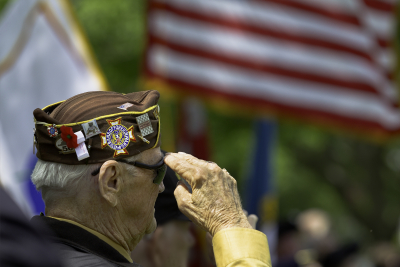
[0, 0, 107, 214]
[364, 7, 395, 39]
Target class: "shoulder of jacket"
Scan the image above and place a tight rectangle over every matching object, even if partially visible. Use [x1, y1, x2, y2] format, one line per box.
[54, 242, 120, 267]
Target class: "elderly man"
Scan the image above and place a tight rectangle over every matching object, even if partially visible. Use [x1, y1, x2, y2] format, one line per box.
[31, 90, 271, 267]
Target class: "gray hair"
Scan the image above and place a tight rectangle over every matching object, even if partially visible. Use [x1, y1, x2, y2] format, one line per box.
[31, 154, 141, 205]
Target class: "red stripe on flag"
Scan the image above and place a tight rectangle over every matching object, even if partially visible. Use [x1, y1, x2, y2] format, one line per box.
[149, 36, 379, 95]
[150, 3, 372, 62]
[387, 72, 394, 81]
[363, 0, 396, 12]
[256, 0, 360, 26]
[378, 38, 392, 48]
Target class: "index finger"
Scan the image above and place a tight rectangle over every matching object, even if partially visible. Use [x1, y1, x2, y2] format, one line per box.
[164, 153, 200, 186]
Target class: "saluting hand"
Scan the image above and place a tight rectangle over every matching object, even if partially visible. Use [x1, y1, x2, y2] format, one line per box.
[164, 152, 252, 236]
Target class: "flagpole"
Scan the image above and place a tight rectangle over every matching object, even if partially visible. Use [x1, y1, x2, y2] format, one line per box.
[245, 118, 278, 264]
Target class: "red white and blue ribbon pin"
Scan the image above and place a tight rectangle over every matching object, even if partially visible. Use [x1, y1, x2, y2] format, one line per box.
[47, 124, 58, 138]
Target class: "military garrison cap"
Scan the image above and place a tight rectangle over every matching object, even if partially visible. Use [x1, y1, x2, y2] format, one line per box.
[33, 90, 161, 165]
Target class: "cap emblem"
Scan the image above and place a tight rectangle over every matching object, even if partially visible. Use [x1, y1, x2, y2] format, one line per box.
[100, 117, 136, 157]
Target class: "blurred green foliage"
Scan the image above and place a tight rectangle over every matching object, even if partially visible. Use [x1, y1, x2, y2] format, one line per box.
[277, 122, 400, 243]
[71, 0, 147, 92]
[1, 0, 399, 245]
[0, 0, 8, 13]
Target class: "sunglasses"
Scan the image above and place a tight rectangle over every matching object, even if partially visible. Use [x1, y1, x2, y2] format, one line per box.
[91, 157, 167, 185]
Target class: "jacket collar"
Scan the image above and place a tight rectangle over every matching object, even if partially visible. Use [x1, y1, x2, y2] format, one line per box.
[31, 214, 140, 267]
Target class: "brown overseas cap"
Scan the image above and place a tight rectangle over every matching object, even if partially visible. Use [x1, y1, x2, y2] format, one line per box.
[33, 90, 161, 165]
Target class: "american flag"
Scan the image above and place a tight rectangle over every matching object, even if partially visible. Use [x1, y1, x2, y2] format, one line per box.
[144, 0, 399, 137]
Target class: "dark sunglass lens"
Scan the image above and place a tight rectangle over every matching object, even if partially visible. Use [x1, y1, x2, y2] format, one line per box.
[153, 164, 167, 185]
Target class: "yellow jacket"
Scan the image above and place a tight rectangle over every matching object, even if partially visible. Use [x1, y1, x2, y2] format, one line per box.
[213, 228, 272, 267]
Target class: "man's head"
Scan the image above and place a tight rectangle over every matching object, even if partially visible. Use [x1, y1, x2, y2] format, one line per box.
[31, 90, 165, 249]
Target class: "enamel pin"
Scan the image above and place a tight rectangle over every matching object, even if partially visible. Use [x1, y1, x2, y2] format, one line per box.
[100, 117, 136, 157]
[153, 105, 160, 120]
[82, 119, 101, 139]
[117, 103, 134, 111]
[47, 124, 58, 137]
[136, 113, 154, 137]
[137, 134, 150, 144]
[55, 137, 75, 154]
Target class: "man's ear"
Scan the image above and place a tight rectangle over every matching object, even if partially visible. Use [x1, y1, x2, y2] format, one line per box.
[98, 160, 123, 207]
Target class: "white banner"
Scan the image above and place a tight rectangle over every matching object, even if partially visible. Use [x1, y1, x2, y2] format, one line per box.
[0, 0, 108, 215]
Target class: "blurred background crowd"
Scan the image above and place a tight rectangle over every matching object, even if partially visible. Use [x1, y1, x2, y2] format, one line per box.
[0, 0, 399, 266]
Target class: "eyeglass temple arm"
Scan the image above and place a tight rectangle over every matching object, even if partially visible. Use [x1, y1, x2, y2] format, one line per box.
[91, 158, 165, 176]
[117, 158, 165, 169]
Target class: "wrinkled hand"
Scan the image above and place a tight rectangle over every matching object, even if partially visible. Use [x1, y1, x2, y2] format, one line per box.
[164, 152, 252, 236]
[205, 211, 258, 262]
[207, 211, 258, 243]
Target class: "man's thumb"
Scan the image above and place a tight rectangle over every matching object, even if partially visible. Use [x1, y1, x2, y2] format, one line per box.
[174, 181, 192, 210]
